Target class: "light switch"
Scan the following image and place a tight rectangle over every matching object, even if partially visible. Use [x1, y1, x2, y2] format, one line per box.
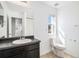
[73, 40, 76, 42]
[74, 25, 78, 27]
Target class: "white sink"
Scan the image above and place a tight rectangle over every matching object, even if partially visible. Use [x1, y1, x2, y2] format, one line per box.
[12, 39, 32, 44]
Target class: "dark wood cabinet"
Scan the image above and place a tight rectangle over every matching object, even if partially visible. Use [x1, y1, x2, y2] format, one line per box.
[0, 43, 40, 58]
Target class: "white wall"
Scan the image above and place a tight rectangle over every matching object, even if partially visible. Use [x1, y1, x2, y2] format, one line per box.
[57, 2, 79, 57]
[31, 1, 56, 56]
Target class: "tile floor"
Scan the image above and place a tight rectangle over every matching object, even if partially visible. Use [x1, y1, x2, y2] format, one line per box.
[40, 51, 73, 58]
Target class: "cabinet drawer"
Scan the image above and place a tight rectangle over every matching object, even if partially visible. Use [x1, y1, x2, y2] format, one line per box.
[25, 43, 39, 50]
[13, 54, 26, 58]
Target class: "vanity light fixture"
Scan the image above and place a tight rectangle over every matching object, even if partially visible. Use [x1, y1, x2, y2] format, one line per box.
[54, 3, 59, 7]
[8, 1, 30, 8]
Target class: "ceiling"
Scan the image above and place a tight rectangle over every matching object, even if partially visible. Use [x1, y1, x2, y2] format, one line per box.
[44, 1, 79, 8]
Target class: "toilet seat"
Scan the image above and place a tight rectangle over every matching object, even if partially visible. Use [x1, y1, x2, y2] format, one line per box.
[52, 37, 65, 50]
[54, 43, 65, 49]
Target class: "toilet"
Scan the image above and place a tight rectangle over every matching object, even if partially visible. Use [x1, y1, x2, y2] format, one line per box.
[50, 34, 65, 58]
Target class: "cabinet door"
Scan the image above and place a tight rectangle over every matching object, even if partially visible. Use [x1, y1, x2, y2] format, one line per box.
[0, 49, 13, 58]
[34, 48, 40, 58]
[25, 48, 39, 58]
[25, 50, 35, 58]
[0, 46, 25, 58]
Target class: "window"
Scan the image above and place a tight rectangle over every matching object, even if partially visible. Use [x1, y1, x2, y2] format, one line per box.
[48, 15, 56, 35]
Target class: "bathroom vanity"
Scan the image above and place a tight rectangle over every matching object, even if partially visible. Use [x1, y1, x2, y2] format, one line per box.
[0, 2, 40, 58]
[0, 36, 40, 58]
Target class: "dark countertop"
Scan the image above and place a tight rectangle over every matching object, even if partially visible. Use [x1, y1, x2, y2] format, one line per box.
[0, 36, 40, 50]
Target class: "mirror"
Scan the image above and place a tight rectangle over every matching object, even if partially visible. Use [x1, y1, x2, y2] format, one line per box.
[0, 2, 34, 39]
[11, 17, 22, 37]
[0, 2, 5, 38]
[0, 15, 4, 38]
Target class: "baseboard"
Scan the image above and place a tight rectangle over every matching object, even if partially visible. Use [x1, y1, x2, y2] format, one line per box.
[64, 51, 74, 58]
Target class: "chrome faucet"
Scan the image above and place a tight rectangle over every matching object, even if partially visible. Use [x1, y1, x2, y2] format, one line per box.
[20, 30, 25, 40]
[20, 29, 22, 40]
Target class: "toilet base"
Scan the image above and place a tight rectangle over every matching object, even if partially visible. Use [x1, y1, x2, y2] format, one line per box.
[53, 47, 64, 58]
